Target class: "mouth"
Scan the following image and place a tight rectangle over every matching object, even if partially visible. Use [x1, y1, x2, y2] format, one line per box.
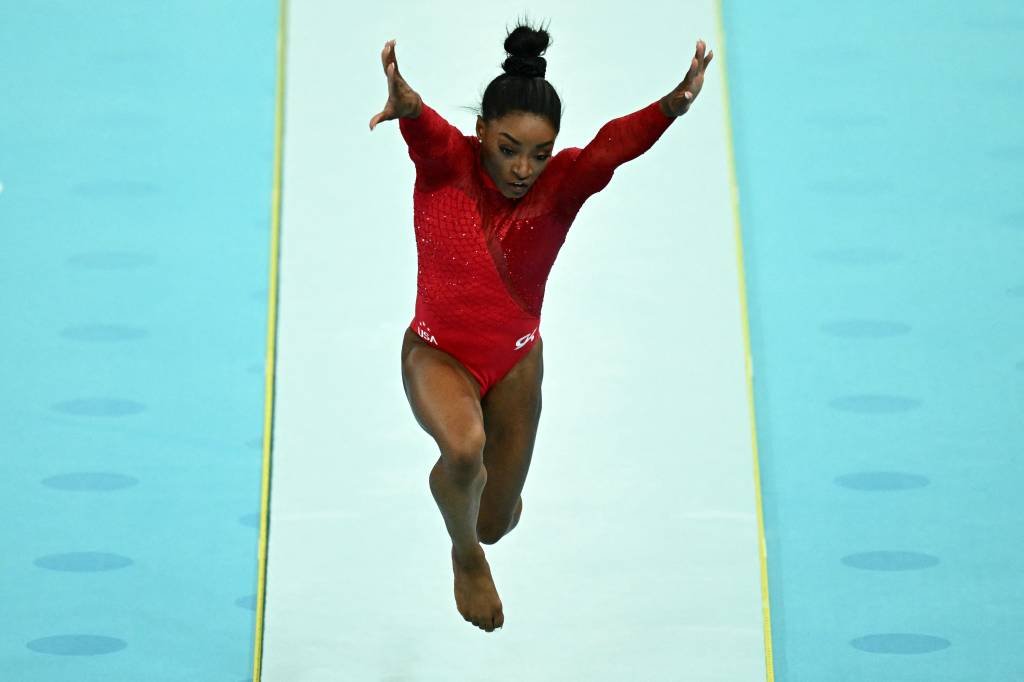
[508, 181, 528, 193]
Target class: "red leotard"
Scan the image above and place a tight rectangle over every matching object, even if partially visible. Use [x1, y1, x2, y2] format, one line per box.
[399, 98, 675, 398]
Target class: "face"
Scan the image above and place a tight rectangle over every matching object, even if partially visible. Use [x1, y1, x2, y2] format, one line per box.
[476, 112, 557, 199]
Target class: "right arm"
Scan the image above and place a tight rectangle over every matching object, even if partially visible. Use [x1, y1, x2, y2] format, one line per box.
[369, 40, 468, 188]
[398, 97, 470, 187]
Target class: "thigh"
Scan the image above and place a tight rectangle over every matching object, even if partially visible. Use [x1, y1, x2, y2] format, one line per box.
[479, 338, 544, 509]
[401, 327, 486, 461]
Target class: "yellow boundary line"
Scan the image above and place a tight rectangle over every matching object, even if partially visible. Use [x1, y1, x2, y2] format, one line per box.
[714, 1, 774, 678]
[252, 0, 287, 679]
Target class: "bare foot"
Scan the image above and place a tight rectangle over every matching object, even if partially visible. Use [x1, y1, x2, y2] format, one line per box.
[451, 545, 504, 632]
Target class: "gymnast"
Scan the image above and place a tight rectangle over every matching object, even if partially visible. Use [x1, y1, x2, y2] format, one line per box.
[369, 18, 712, 633]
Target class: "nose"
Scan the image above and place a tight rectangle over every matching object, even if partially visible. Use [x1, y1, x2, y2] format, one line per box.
[512, 160, 530, 180]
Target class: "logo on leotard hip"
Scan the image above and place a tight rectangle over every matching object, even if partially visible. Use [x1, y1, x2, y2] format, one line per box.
[416, 321, 438, 345]
[514, 327, 537, 350]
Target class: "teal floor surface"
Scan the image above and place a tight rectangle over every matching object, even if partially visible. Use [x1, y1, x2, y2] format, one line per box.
[1, 3, 277, 680]
[725, 1, 1024, 678]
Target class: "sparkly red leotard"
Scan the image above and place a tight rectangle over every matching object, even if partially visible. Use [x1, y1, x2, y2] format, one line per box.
[399, 98, 675, 398]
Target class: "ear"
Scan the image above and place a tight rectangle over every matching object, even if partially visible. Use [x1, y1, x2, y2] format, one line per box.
[476, 117, 485, 140]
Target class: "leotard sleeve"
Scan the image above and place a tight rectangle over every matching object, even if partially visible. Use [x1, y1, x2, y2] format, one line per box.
[556, 99, 676, 211]
[398, 100, 472, 190]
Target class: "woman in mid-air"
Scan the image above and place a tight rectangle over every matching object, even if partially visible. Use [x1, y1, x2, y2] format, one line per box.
[369, 19, 712, 633]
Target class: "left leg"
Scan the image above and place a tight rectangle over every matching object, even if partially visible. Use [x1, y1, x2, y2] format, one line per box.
[476, 337, 544, 544]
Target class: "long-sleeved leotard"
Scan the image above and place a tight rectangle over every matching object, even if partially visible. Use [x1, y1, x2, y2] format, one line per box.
[399, 98, 675, 397]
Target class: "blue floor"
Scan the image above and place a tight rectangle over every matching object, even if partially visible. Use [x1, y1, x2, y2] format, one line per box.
[724, 1, 1024, 679]
[0, 3, 277, 680]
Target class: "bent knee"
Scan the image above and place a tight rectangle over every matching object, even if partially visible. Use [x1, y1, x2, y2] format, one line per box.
[477, 513, 511, 545]
[477, 526, 505, 545]
[437, 426, 486, 474]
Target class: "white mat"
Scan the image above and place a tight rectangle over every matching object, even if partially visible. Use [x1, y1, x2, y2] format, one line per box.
[261, 1, 767, 679]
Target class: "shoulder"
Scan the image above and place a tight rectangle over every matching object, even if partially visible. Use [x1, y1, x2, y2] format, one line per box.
[543, 146, 583, 180]
[552, 146, 583, 165]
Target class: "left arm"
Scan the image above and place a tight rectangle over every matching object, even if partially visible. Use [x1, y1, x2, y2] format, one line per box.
[558, 40, 714, 208]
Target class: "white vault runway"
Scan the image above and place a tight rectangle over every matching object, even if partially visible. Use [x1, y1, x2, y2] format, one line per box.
[260, 1, 767, 679]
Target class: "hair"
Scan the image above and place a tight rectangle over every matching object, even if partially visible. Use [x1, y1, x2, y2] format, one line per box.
[468, 16, 563, 134]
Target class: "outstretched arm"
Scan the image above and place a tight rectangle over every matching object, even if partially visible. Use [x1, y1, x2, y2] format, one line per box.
[559, 40, 714, 207]
[369, 39, 468, 188]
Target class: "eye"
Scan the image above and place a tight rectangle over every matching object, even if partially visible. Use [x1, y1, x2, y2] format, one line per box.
[500, 146, 514, 156]
[536, 155, 550, 161]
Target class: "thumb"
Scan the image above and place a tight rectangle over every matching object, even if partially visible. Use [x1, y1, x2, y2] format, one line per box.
[369, 100, 397, 130]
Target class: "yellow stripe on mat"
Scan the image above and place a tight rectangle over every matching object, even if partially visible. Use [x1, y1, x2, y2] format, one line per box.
[253, 0, 289, 679]
[714, 1, 775, 679]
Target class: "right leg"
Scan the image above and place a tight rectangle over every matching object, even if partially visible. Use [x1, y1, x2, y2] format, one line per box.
[400, 327, 505, 632]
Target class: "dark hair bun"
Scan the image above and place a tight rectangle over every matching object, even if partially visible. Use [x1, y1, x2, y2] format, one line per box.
[501, 23, 550, 78]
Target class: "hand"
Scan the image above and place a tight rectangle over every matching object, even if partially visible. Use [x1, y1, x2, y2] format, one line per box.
[369, 39, 422, 130]
[662, 39, 713, 117]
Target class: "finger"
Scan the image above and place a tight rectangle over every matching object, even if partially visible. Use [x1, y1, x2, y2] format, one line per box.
[704, 50, 713, 69]
[700, 42, 712, 69]
[389, 40, 402, 77]
[681, 56, 697, 87]
[387, 55, 406, 93]
[677, 40, 698, 85]
[383, 39, 399, 79]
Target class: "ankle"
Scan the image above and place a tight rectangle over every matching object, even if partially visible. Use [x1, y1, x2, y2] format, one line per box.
[452, 543, 486, 568]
